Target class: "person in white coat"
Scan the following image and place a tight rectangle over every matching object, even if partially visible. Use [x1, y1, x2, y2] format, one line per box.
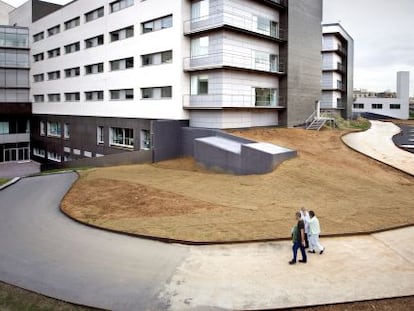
[308, 210, 325, 254]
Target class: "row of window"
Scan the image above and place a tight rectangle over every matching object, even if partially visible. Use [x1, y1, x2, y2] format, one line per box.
[33, 0, 135, 43]
[33, 87, 172, 102]
[32, 51, 172, 81]
[353, 103, 401, 110]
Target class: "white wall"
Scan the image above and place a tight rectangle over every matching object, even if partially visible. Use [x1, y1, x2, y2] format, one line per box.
[8, 0, 31, 27]
[353, 97, 409, 119]
[30, 0, 189, 120]
[0, 0, 14, 24]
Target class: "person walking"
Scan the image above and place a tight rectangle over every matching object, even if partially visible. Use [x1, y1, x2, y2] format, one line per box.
[300, 207, 310, 248]
[308, 210, 325, 254]
[289, 211, 307, 264]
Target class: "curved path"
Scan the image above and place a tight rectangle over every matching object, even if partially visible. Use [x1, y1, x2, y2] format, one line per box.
[1, 174, 414, 310]
[342, 120, 414, 176]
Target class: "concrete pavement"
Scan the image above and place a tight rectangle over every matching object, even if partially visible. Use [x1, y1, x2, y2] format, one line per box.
[0, 161, 40, 178]
[0, 172, 413, 310]
[342, 120, 414, 176]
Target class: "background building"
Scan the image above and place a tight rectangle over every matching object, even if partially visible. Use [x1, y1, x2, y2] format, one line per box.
[9, 0, 322, 165]
[321, 23, 354, 118]
[352, 71, 410, 120]
[0, 25, 31, 163]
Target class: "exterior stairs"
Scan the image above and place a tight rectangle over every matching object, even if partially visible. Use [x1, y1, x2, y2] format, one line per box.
[306, 118, 328, 131]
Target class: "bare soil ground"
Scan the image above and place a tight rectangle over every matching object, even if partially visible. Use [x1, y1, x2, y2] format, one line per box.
[62, 127, 414, 242]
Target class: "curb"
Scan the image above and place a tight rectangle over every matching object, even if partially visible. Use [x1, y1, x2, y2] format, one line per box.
[0, 177, 21, 191]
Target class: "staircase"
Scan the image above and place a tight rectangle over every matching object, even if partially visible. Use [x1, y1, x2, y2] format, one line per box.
[306, 118, 328, 130]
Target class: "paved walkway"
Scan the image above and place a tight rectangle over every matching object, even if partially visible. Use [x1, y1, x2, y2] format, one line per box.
[0, 161, 40, 178]
[342, 120, 414, 176]
[0, 173, 413, 310]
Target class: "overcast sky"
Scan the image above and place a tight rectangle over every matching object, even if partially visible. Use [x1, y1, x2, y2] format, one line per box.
[3, 0, 413, 96]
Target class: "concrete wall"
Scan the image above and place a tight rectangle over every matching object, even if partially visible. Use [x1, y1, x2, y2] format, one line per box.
[284, 0, 322, 127]
[0, 1, 14, 24]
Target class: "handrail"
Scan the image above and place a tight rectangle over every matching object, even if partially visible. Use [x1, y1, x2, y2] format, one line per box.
[183, 7, 286, 41]
[183, 93, 286, 108]
[305, 110, 316, 128]
[183, 51, 286, 73]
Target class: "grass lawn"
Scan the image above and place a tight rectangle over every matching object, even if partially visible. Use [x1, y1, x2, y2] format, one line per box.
[61, 126, 414, 242]
[0, 178, 9, 186]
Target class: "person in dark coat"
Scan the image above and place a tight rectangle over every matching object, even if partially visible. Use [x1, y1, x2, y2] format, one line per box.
[289, 211, 307, 264]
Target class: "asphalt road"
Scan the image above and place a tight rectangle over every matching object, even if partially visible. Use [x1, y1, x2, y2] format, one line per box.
[0, 173, 189, 311]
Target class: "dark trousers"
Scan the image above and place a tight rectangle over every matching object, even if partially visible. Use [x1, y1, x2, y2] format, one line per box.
[292, 241, 307, 262]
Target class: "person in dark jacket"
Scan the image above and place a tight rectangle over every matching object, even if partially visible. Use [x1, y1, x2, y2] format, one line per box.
[289, 211, 307, 264]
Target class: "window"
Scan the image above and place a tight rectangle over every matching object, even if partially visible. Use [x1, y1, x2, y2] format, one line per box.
[85, 62, 104, 75]
[110, 25, 134, 42]
[47, 121, 61, 137]
[48, 93, 61, 102]
[64, 67, 80, 78]
[141, 86, 172, 99]
[390, 104, 401, 109]
[47, 48, 60, 58]
[110, 127, 134, 148]
[34, 95, 44, 103]
[0, 122, 9, 134]
[140, 129, 151, 150]
[371, 104, 383, 109]
[40, 121, 45, 135]
[85, 91, 104, 101]
[110, 0, 134, 13]
[33, 73, 44, 82]
[64, 41, 80, 54]
[64, 92, 80, 101]
[353, 103, 364, 109]
[33, 53, 44, 62]
[64, 123, 70, 139]
[85, 35, 104, 48]
[191, 75, 208, 95]
[110, 57, 134, 71]
[33, 31, 44, 42]
[97, 126, 104, 144]
[64, 17, 80, 30]
[191, 36, 209, 57]
[110, 89, 134, 100]
[255, 88, 277, 106]
[142, 15, 173, 33]
[47, 25, 60, 37]
[85, 7, 104, 23]
[141, 50, 172, 66]
[33, 148, 45, 158]
[191, 0, 209, 20]
[47, 71, 60, 80]
[47, 151, 61, 162]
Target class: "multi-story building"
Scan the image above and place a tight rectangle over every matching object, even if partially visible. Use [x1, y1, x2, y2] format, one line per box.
[11, 0, 322, 164]
[321, 23, 353, 118]
[352, 71, 410, 120]
[0, 25, 31, 163]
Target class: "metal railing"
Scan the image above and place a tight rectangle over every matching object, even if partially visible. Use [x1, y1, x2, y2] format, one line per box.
[183, 93, 286, 109]
[184, 8, 286, 41]
[183, 51, 286, 74]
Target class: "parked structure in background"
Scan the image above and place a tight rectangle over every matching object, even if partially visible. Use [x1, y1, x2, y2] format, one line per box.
[7, 0, 322, 166]
[0, 25, 31, 163]
[353, 89, 397, 99]
[321, 23, 354, 119]
[352, 72, 410, 120]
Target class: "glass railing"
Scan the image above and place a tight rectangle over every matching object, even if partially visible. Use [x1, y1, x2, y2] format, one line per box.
[184, 51, 286, 73]
[183, 93, 286, 108]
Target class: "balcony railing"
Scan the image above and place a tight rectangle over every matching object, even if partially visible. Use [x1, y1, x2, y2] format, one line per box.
[322, 81, 346, 92]
[184, 52, 286, 74]
[0, 133, 30, 144]
[322, 62, 345, 73]
[183, 93, 286, 109]
[184, 9, 286, 41]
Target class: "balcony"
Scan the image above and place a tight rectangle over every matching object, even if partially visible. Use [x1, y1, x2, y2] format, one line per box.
[183, 93, 286, 110]
[255, 0, 287, 9]
[322, 80, 346, 92]
[184, 9, 286, 42]
[184, 52, 286, 75]
[322, 62, 345, 73]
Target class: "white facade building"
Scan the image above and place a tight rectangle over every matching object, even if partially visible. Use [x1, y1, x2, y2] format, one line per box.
[9, 0, 323, 164]
[321, 23, 354, 118]
[353, 71, 410, 120]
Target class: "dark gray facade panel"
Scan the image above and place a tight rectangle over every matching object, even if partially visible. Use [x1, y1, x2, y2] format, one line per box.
[32, 0, 62, 22]
[152, 119, 189, 162]
[286, 0, 323, 127]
